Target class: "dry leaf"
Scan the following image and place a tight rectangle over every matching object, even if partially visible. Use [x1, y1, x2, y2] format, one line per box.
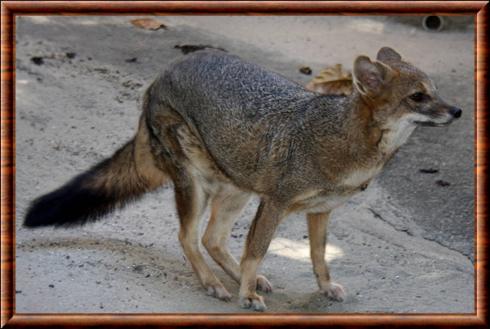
[174, 44, 227, 55]
[305, 64, 353, 96]
[130, 18, 167, 31]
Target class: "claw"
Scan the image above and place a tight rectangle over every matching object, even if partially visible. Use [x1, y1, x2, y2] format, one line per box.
[239, 293, 267, 312]
[322, 282, 345, 302]
[256, 275, 273, 293]
[206, 284, 232, 301]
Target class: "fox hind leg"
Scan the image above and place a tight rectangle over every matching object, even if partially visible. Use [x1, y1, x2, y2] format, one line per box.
[174, 173, 232, 301]
[202, 187, 273, 293]
[146, 100, 232, 301]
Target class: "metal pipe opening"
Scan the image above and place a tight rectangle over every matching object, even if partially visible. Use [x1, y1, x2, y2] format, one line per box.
[422, 16, 445, 32]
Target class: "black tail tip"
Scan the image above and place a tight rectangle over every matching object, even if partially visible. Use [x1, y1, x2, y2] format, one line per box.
[22, 173, 119, 229]
[22, 148, 141, 229]
[23, 200, 60, 228]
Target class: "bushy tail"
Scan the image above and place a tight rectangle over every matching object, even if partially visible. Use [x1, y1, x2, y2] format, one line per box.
[23, 116, 167, 228]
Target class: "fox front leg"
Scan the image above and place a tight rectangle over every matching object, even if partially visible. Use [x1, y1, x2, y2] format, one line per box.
[239, 200, 284, 312]
[307, 212, 346, 301]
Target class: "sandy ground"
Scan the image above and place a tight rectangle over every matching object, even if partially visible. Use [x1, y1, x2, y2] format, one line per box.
[15, 16, 474, 313]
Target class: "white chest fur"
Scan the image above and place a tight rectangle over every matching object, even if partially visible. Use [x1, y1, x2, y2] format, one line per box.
[341, 166, 382, 188]
[379, 116, 417, 155]
[291, 190, 353, 214]
[339, 116, 417, 188]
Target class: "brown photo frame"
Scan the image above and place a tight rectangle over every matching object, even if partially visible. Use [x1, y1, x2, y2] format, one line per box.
[1, 1, 488, 327]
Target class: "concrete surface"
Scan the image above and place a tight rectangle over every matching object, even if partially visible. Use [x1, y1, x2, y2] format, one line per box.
[15, 16, 474, 313]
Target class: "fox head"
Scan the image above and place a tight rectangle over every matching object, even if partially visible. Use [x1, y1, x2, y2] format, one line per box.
[352, 47, 462, 127]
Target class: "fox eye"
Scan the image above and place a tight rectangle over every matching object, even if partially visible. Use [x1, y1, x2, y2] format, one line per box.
[409, 92, 429, 102]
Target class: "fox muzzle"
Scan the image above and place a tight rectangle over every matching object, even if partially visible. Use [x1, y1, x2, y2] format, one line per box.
[448, 106, 462, 119]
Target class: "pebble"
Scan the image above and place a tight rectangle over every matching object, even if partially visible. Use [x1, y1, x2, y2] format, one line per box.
[31, 57, 44, 65]
[299, 66, 312, 75]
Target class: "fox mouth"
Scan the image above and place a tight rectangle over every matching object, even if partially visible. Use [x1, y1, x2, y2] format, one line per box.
[414, 119, 453, 127]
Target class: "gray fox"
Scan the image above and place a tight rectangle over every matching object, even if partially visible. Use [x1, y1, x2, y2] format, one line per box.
[24, 47, 462, 311]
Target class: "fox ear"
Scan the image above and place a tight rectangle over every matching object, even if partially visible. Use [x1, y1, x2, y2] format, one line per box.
[353, 56, 393, 96]
[376, 47, 402, 63]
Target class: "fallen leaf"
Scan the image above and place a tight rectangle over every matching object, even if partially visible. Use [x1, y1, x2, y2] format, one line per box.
[305, 63, 353, 96]
[174, 44, 226, 55]
[130, 18, 167, 31]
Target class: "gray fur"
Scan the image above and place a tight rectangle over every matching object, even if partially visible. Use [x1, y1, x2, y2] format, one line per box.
[150, 50, 355, 202]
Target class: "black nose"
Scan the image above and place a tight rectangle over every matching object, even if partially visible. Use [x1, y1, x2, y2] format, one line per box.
[449, 107, 462, 118]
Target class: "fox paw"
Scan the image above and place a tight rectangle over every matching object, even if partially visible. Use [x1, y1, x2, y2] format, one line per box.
[321, 282, 345, 302]
[256, 275, 272, 293]
[239, 293, 267, 312]
[206, 283, 232, 301]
